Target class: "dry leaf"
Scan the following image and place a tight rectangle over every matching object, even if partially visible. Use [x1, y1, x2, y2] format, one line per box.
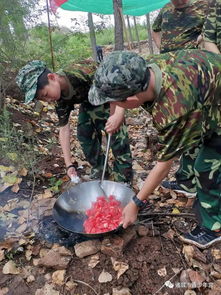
[3, 260, 20, 274]
[211, 249, 221, 260]
[52, 270, 66, 285]
[26, 275, 35, 283]
[35, 283, 60, 295]
[18, 168, 28, 176]
[111, 257, 129, 279]
[0, 249, 5, 262]
[172, 207, 180, 214]
[88, 254, 100, 268]
[0, 287, 9, 295]
[11, 183, 20, 193]
[25, 249, 33, 261]
[157, 266, 167, 277]
[98, 270, 113, 283]
[182, 245, 194, 265]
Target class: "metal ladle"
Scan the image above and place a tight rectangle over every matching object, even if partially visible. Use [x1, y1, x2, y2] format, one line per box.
[99, 133, 111, 197]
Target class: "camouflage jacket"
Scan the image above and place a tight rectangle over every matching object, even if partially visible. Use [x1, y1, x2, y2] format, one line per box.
[152, 0, 208, 53]
[143, 49, 221, 161]
[203, 0, 221, 51]
[55, 62, 96, 126]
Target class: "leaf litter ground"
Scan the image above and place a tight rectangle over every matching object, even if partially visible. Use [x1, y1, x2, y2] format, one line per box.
[0, 98, 221, 295]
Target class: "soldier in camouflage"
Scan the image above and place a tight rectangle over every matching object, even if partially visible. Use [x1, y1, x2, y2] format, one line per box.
[88, 50, 221, 249]
[152, 0, 208, 198]
[15, 60, 133, 183]
[152, 0, 208, 54]
[202, 0, 221, 53]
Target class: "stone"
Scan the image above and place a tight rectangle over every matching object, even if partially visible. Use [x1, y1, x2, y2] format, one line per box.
[52, 270, 66, 285]
[187, 270, 205, 285]
[112, 287, 132, 295]
[137, 225, 149, 236]
[98, 270, 113, 283]
[180, 269, 191, 285]
[74, 240, 101, 258]
[101, 237, 124, 257]
[38, 248, 72, 270]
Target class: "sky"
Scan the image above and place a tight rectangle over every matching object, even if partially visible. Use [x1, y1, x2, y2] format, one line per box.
[37, 0, 154, 32]
[38, 0, 114, 31]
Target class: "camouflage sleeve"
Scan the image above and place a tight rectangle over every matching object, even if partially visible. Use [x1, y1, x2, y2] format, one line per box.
[55, 100, 74, 127]
[203, 0, 217, 43]
[152, 9, 163, 32]
[156, 110, 203, 161]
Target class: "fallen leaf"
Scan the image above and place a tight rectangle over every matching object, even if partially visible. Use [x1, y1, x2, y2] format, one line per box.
[211, 249, 221, 260]
[52, 270, 66, 285]
[25, 249, 33, 261]
[0, 287, 9, 295]
[6, 152, 18, 161]
[157, 266, 167, 277]
[88, 254, 100, 268]
[11, 183, 20, 193]
[98, 270, 113, 283]
[26, 275, 35, 283]
[3, 260, 20, 274]
[172, 207, 180, 214]
[18, 168, 28, 176]
[0, 249, 5, 262]
[111, 257, 129, 279]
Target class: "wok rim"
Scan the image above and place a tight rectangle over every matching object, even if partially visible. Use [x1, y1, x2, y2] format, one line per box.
[52, 180, 134, 237]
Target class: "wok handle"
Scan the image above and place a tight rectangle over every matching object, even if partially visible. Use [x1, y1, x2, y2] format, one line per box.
[101, 133, 111, 184]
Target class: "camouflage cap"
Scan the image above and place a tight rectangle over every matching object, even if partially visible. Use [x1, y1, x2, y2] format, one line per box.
[16, 60, 47, 104]
[88, 51, 149, 106]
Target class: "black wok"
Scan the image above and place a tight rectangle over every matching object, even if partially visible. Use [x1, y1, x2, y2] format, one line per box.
[53, 180, 135, 238]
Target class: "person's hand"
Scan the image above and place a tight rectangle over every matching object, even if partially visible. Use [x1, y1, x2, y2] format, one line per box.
[121, 201, 139, 229]
[67, 166, 77, 179]
[105, 113, 124, 134]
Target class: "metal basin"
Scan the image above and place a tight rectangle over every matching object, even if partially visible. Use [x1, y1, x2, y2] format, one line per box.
[53, 180, 135, 237]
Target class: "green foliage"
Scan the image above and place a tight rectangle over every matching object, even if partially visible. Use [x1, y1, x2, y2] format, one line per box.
[48, 177, 63, 192]
[0, 108, 40, 176]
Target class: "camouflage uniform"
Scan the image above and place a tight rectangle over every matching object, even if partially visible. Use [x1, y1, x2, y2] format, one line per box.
[88, 50, 221, 231]
[203, 0, 221, 51]
[55, 66, 133, 183]
[152, 0, 208, 53]
[15, 60, 133, 183]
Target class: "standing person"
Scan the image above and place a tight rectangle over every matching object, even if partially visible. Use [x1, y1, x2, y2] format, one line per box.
[96, 46, 103, 62]
[152, 0, 208, 53]
[88, 50, 221, 249]
[152, 0, 208, 197]
[16, 61, 133, 184]
[202, 0, 221, 53]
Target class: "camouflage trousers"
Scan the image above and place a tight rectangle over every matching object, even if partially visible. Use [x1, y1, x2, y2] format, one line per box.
[176, 134, 221, 230]
[77, 102, 133, 183]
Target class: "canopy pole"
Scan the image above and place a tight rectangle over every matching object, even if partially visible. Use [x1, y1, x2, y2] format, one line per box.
[113, 0, 124, 50]
[119, 9, 132, 50]
[133, 16, 141, 53]
[46, 0, 55, 71]
[88, 13, 97, 62]
[145, 13, 154, 55]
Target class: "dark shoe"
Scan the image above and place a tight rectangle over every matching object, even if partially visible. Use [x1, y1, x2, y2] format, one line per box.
[179, 225, 221, 249]
[161, 181, 196, 198]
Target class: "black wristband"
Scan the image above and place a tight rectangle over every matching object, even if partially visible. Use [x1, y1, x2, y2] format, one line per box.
[66, 164, 75, 171]
[132, 195, 148, 208]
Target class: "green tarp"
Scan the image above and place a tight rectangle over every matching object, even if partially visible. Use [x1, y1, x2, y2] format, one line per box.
[59, 0, 169, 16]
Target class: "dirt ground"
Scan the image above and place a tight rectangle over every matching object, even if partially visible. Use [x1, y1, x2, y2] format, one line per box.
[0, 98, 221, 295]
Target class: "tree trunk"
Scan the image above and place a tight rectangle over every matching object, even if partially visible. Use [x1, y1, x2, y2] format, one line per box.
[88, 12, 97, 62]
[113, 0, 124, 51]
[126, 15, 134, 49]
[133, 16, 141, 53]
[145, 13, 154, 54]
